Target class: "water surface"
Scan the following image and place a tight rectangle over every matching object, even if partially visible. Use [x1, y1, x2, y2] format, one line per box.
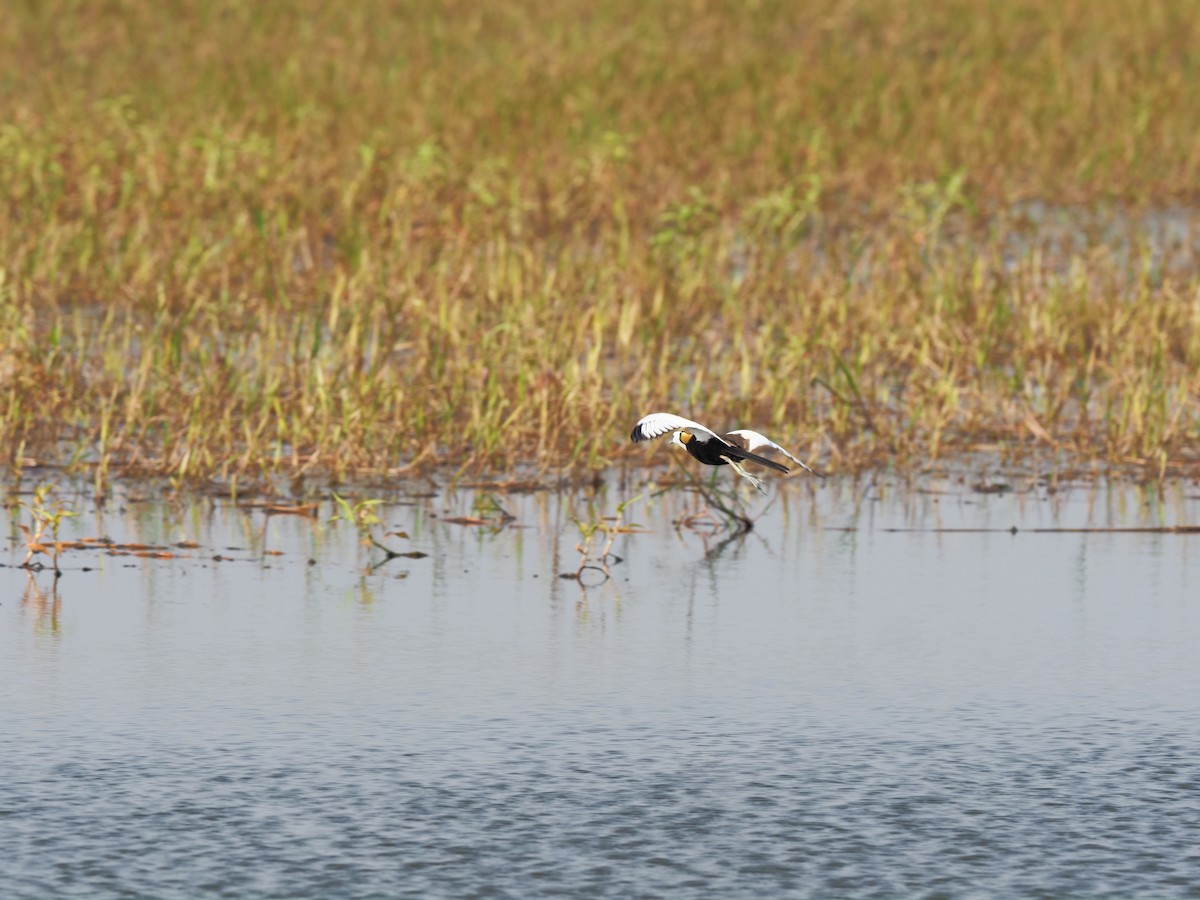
[3, 476, 1200, 897]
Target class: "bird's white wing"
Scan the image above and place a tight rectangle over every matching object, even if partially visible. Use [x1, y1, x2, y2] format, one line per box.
[631, 412, 724, 444]
[725, 429, 814, 474]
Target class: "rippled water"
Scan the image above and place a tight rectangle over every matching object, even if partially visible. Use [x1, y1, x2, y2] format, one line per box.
[3, 475, 1200, 897]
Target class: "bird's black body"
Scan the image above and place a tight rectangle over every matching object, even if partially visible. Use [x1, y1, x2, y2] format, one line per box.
[678, 432, 790, 472]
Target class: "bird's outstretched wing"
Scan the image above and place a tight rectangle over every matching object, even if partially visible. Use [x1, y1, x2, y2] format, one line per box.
[725, 429, 815, 475]
[630, 412, 724, 444]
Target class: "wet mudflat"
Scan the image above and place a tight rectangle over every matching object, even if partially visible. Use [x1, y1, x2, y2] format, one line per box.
[3, 475, 1200, 898]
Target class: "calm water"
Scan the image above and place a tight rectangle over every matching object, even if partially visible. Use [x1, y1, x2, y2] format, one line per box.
[3, 475, 1200, 898]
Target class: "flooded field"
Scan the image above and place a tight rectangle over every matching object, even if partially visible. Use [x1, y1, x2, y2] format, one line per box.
[3, 474, 1200, 897]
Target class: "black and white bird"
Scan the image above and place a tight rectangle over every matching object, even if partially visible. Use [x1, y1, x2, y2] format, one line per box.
[630, 412, 814, 494]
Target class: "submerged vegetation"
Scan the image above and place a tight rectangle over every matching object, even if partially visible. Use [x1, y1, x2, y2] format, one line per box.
[3, 0, 1200, 489]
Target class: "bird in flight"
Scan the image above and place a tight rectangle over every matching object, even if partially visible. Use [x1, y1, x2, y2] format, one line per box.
[630, 412, 815, 494]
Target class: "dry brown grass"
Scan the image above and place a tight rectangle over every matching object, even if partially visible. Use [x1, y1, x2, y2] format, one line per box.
[3, 0, 1200, 489]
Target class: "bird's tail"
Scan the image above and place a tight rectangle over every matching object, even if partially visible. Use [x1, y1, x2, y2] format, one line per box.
[722, 445, 790, 474]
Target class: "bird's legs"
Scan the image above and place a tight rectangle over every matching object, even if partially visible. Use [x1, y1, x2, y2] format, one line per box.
[721, 456, 768, 495]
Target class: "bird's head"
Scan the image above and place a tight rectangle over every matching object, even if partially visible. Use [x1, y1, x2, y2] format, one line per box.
[669, 431, 694, 450]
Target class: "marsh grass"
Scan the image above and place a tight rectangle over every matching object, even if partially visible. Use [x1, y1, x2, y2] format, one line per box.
[3, 0, 1200, 489]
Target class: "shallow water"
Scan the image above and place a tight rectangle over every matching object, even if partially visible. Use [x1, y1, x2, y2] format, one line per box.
[3, 475, 1200, 898]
